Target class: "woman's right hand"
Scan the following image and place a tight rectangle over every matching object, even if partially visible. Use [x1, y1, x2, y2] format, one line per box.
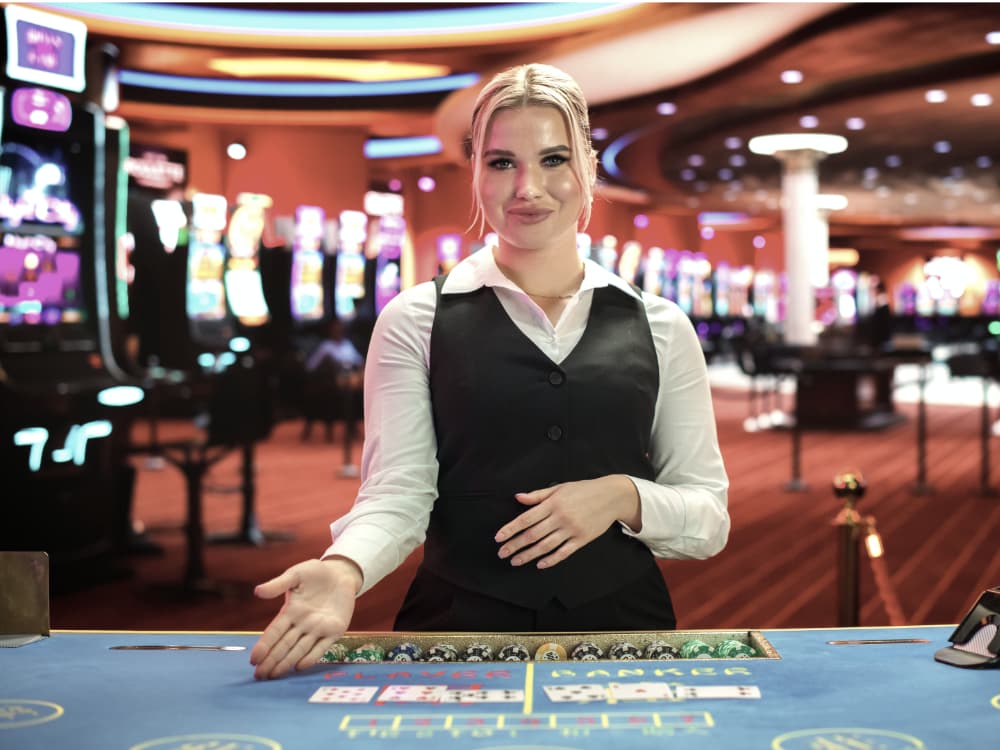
[249, 557, 362, 680]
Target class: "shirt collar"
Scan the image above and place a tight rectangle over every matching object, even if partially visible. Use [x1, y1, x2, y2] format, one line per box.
[441, 246, 641, 302]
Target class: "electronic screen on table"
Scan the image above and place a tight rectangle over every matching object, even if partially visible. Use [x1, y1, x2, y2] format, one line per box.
[0, 100, 95, 346]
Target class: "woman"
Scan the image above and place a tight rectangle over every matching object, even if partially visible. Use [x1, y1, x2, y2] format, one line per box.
[250, 63, 729, 680]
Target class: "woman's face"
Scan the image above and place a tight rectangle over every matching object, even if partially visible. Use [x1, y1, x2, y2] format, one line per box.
[477, 105, 583, 253]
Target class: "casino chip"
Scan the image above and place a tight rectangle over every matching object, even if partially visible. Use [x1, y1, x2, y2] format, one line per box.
[533, 642, 568, 661]
[348, 642, 385, 662]
[386, 642, 424, 662]
[425, 643, 459, 662]
[644, 640, 680, 660]
[679, 639, 714, 659]
[608, 642, 642, 660]
[570, 641, 604, 661]
[713, 639, 756, 659]
[497, 644, 531, 661]
[462, 643, 495, 662]
[319, 643, 348, 663]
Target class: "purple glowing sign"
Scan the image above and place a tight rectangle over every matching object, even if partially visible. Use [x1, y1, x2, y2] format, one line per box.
[4, 5, 87, 92]
[11, 87, 72, 132]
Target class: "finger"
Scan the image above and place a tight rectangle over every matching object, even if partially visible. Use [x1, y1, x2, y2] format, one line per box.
[249, 611, 293, 666]
[255, 624, 307, 680]
[513, 485, 558, 505]
[254, 568, 301, 600]
[496, 502, 553, 543]
[510, 531, 568, 566]
[498, 514, 558, 557]
[271, 629, 320, 679]
[298, 637, 339, 671]
[535, 538, 580, 569]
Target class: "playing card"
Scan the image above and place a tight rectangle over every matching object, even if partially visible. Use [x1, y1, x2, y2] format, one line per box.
[308, 686, 379, 704]
[608, 681, 674, 701]
[674, 685, 761, 700]
[543, 684, 608, 703]
[441, 689, 525, 703]
[376, 684, 448, 703]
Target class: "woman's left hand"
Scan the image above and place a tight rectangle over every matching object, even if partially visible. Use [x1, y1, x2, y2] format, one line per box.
[494, 475, 641, 569]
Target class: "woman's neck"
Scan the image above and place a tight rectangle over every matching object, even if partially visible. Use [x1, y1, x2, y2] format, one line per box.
[493, 242, 584, 300]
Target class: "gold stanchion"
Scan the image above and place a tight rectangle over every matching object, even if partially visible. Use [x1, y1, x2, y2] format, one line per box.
[832, 470, 866, 627]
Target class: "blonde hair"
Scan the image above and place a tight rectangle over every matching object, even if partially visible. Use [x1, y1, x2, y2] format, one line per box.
[468, 63, 598, 237]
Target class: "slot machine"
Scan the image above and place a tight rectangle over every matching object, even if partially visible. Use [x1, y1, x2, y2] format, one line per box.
[437, 232, 462, 274]
[224, 191, 271, 334]
[372, 213, 405, 315]
[333, 209, 367, 321]
[289, 204, 326, 324]
[186, 191, 233, 353]
[0, 5, 145, 582]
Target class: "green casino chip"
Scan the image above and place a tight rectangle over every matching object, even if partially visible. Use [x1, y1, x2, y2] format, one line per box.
[679, 639, 713, 659]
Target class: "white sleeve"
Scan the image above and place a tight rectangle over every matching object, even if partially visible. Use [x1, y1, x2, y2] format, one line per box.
[322, 283, 439, 594]
[620, 294, 731, 559]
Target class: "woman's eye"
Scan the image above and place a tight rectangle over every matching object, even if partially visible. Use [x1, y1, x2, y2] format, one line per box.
[488, 158, 513, 169]
[543, 154, 569, 167]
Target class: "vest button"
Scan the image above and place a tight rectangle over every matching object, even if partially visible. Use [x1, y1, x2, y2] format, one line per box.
[546, 425, 563, 441]
[548, 370, 565, 386]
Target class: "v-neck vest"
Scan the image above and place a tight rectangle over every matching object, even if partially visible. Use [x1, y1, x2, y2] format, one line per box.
[424, 278, 661, 609]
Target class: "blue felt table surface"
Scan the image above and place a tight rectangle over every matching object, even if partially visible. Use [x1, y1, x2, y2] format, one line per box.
[0, 625, 995, 749]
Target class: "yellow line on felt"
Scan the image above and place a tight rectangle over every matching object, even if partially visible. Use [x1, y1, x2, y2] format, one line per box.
[523, 662, 534, 714]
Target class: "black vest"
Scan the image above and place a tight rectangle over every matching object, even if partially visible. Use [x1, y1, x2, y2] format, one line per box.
[423, 278, 661, 609]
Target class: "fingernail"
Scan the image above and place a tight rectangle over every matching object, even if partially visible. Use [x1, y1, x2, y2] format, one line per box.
[537, 560, 548, 569]
[495, 532, 505, 542]
[498, 547, 508, 558]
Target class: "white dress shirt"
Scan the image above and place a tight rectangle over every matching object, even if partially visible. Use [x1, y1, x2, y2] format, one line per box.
[324, 248, 730, 595]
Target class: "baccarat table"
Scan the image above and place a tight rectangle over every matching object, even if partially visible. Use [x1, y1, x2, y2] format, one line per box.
[0, 624, 996, 750]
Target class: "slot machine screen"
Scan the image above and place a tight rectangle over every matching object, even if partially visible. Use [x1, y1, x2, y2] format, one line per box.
[0, 87, 95, 351]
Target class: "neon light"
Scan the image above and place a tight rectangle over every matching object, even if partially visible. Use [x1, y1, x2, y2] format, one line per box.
[119, 69, 479, 98]
[13, 420, 112, 472]
[364, 136, 442, 159]
[44, 3, 635, 36]
[96, 385, 144, 407]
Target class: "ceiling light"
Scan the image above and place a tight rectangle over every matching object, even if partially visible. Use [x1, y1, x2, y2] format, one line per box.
[925, 89, 947, 103]
[688, 154, 705, 167]
[933, 140, 951, 154]
[885, 154, 902, 168]
[987, 31, 1000, 44]
[816, 194, 848, 211]
[718, 168, 734, 180]
[845, 117, 865, 130]
[748, 133, 847, 155]
[799, 115, 819, 128]
[680, 168, 696, 181]
[780, 69, 803, 84]
[976, 156, 993, 168]
[656, 102, 677, 116]
[209, 57, 452, 81]
[591, 127, 608, 140]
[227, 142, 247, 160]
[724, 136, 742, 149]
[729, 154, 747, 167]
[971, 93, 993, 107]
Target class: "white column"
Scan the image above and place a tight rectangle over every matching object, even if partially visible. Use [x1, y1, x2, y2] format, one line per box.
[813, 194, 848, 289]
[749, 134, 847, 347]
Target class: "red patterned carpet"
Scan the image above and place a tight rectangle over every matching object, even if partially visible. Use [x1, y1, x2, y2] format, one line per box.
[50, 385, 999, 635]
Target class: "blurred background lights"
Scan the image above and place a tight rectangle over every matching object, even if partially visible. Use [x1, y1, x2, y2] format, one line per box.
[799, 114, 819, 128]
[933, 140, 952, 154]
[656, 101, 677, 115]
[388, 178, 402, 191]
[971, 93, 993, 107]
[417, 175, 435, 192]
[925, 89, 948, 103]
[226, 141, 247, 160]
[845, 117, 866, 130]
[633, 213, 649, 229]
[780, 69, 803, 84]
[752, 235, 766, 249]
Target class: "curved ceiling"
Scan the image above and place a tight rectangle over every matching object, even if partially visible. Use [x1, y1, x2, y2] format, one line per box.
[36, 1, 1000, 251]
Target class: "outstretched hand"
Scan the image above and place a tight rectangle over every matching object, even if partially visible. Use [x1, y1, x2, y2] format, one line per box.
[494, 475, 640, 570]
[249, 557, 362, 680]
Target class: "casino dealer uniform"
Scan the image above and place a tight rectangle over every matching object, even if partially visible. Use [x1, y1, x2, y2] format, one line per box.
[394, 276, 676, 633]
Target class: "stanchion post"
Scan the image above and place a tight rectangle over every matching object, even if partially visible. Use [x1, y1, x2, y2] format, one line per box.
[784, 415, 808, 492]
[911, 361, 933, 495]
[832, 469, 867, 627]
